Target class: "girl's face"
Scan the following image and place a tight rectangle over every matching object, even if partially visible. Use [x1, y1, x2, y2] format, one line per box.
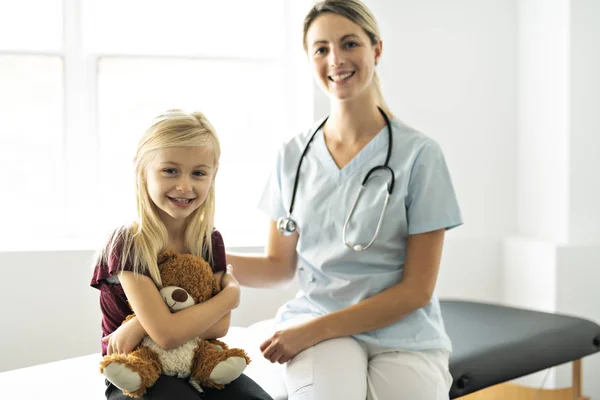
[305, 13, 381, 103]
[145, 146, 216, 224]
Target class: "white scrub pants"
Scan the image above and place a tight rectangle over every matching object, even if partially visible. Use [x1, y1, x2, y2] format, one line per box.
[284, 336, 453, 400]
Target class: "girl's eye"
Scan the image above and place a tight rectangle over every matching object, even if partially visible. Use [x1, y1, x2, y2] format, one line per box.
[192, 170, 206, 177]
[345, 41, 358, 49]
[163, 168, 177, 175]
[315, 47, 327, 55]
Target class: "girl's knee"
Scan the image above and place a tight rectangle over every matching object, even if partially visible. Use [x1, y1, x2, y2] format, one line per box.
[211, 374, 274, 400]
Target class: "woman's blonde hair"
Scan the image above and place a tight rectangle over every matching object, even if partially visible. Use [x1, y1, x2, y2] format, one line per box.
[303, 0, 390, 114]
[99, 109, 221, 287]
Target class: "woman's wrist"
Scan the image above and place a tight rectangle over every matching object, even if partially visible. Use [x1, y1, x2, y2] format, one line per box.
[308, 315, 337, 343]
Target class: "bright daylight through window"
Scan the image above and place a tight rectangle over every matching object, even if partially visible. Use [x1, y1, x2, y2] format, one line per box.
[0, 0, 313, 248]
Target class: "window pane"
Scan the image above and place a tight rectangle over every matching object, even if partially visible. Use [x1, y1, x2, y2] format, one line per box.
[0, 0, 63, 52]
[96, 57, 289, 246]
[0, 56, 65, 242]
[83, 0, 285, 58]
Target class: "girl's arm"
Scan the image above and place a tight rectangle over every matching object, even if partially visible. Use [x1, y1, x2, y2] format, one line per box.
[200, 311, 231, 339]
[119, 269, 240, 349]
[198, 270, 232, 338]
[104, 312, 232, 355]
[107, 270, 232, 354]
[226, 221, 299, 288]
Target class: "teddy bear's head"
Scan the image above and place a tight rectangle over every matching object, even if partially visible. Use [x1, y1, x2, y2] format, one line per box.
[156, 250, 219, 313]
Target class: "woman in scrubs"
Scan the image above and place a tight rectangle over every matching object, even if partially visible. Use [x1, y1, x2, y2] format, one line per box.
[227, 1, 463, 399]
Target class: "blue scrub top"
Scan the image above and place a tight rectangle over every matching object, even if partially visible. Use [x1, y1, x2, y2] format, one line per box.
[258, 117, 463, 353]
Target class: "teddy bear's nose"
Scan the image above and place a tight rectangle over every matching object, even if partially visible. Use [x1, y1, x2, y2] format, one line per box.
[171, 289, 188, 303]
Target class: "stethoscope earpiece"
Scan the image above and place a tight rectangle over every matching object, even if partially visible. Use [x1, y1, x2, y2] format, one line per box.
[280, 107, 394, 252]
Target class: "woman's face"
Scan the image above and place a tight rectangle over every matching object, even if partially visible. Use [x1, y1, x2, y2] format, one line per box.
[305, 13, 381, 103]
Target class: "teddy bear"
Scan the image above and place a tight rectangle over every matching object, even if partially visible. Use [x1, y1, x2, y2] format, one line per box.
[99, 250, 251, 398]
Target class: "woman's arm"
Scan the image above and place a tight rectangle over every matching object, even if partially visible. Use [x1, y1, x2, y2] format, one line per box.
[310, 228, 445, 340]
[226, 220, 299, 288]
[119, 269, 240, 350]
[261, 229, 446, 363]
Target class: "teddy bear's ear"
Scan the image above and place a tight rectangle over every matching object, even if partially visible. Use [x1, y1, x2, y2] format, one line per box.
[157, 250, 177, 267]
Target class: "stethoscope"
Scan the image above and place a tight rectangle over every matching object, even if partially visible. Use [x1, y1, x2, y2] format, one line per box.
[277, 106, 395, 252]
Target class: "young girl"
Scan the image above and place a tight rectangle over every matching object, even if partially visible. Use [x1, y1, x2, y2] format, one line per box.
[90, 110, 273, 400]
[227, 1, 462, 399]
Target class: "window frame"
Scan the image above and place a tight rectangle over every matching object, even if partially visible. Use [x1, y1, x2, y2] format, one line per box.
[0, 0, 314, 250]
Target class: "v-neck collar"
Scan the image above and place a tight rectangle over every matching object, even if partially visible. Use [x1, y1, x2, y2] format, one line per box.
[313, 121, 389, 183]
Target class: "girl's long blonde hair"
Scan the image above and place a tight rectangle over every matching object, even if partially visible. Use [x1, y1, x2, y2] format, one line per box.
[303, 0, 390, 115]
[98, 110, 221, 287]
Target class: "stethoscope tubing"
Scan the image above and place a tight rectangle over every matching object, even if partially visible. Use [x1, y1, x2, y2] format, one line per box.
[279, 106, 395, 252]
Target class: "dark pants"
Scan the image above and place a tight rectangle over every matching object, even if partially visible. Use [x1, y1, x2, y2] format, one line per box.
[105, 374, 274, 400]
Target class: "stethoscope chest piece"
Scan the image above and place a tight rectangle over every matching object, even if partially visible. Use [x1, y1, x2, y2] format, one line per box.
[278, 106, 394, 251]
[277, 214, 297, 236]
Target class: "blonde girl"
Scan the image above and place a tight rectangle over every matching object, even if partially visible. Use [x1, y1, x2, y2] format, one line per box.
[91, 110, 272, 400]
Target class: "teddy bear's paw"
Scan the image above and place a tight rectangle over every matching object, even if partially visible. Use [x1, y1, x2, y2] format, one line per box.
[208, 339, 229, 351]
[103, 363, 142, 393]
[209, 356, 248, 385]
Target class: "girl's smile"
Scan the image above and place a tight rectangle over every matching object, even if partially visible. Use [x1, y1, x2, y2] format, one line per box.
[167, 196, 196, 208]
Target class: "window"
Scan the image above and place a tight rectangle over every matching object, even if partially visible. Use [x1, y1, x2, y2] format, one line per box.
[0, 56, 64, 240]
[0, 0, 314, 248]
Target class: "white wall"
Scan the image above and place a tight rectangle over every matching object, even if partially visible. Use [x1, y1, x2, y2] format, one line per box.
[503, 0, 600, 396]
[516, 0, 570, 243]
[569, 0, 600, 244]
[0, 250, 101, 372]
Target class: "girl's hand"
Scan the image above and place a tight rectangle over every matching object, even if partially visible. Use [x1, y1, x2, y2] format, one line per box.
[260, 323, 316, 364]
[213, 271, 224, 292]
[220, 266, 240, 309]
[102, 317, 146, 355]
[220, 265, 238, 287]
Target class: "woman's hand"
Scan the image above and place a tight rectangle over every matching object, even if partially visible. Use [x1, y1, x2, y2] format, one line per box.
[102, 316, 146, 355]
[260, 323, 317, 364]
[220, 266, 240, 309]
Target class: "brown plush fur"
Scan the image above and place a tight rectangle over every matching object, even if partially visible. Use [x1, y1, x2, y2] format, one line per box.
[100, 250, 250, 397]
[157, 251, 220, 299]
[100, 347, 162, 398]
[191, 340, 252, 389]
